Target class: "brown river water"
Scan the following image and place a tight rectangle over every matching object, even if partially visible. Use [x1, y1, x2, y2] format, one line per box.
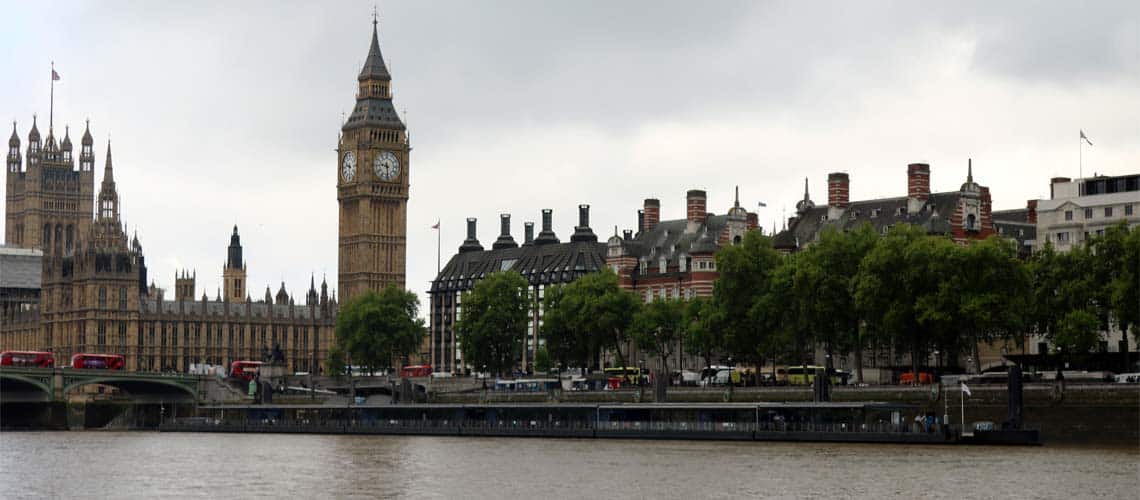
[0, 432, 1136, 499]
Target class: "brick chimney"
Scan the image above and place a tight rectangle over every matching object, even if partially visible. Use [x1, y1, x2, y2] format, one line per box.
[907, 163, 931, 214]
[746, 212, 758, 230]
[1026, 200, 1038, 224]
[828, 172, 850, 208]
[686, 189, 707, 233]
[523, 221, 534, 246]
[643, 199, 660, 232]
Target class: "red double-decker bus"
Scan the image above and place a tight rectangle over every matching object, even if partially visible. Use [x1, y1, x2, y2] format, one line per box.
[70, 353, 126, 370]
[229, 360, 263, 381]
[0, 351, 55, 368]
[399, 364, 432, 378]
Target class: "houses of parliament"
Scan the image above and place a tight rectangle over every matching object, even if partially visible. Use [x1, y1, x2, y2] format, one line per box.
[0, 18, 410, 373]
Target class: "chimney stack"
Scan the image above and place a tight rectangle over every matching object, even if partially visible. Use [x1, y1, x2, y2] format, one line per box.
[643, 199, 660, 232]
[686, 190, 707, 227]
[827, 172, 850, 208]
[907, 163, 931, 201]
[458, 217, 484, 253]
[1026, 200, 1038, 224]
[534, 209, 560, 245]
[637, 209, 645, 234]
[746, 212, 758, 230]
[571, 204, 598, 242]
[623, 229, 633, 241]
[523, 222, 535, 245]
[493, 213, 518, 250]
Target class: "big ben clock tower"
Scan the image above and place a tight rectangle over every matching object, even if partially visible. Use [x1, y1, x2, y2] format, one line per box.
[338, 15, 409, 302]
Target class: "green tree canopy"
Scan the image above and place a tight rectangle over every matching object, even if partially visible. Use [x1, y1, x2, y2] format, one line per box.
[541, 269, 640, 371]
[455, 271, 530, 376]
[683, 296, 726, 372]
[715, 231, 782, 367]
[631, 298, 686, 375]
[334, 285, 426, 375]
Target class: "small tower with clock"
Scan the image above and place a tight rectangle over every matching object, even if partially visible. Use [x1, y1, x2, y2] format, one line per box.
[337, 13, 410, 303]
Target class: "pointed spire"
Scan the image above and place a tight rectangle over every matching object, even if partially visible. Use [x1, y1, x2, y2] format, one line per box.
[734, 185, 741, 207]
[358, 12, 391, 81]
[103, 140, 114, 183]
[8, 121, 18, 147]
[803, 178, 810, 199]
[28, 115, 40, 143]
[967, 158, 973, 183]
[81, 119, 92, 146]
[60, 126, 72, 151]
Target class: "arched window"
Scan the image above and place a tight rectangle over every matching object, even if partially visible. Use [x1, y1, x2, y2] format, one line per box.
[966, 214, 977, 231]
[98, 287, 107, 309]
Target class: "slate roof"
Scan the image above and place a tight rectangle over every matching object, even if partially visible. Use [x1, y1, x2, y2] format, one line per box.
[992, 208, 1037, 248]
[358, 22, 391, 81]
[614, 215, 732, 267]
[0, 246, 43, 289]
[343, 98, 405, 131]
[773, 192, 964, 249]
[431, 240, 608, 293]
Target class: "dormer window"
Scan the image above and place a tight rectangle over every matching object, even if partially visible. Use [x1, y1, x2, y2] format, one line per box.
[659, 257, 667, 274]
[896, 207, 907, 217]
[870, 208, 881, 218]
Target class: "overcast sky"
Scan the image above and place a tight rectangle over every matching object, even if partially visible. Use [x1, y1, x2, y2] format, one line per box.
[4, 1, 1138, 314]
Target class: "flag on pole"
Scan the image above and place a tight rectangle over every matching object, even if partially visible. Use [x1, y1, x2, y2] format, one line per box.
[52, 69, 60, 81]
[960, 382, 972, 397]
[431, 221, 440, 230]
[1080, 130, 1093, 146]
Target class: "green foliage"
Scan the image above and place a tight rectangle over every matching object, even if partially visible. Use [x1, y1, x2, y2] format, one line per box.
[683, 296, 726, 370]
[714, 231, 782, 365]
[334, 285, 426, 375]
[541, 268, 640, 371]
[1054, 309, 1101, 355]
[326, 345, 346, 378]
[631, 298, 686, 372]
[1105, 223, 1139, 342]
[533, 346, 552, 374]
[455, 271, 530, 376]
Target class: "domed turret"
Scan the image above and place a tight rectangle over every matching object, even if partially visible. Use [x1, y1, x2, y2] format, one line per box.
[81, 120, 93, 146]
[959, 158, 981, 195]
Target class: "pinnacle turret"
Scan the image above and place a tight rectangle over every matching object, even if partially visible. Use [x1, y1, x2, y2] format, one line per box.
[60, 126, 72, 151]
[81, 120, 93, 146]
[9, 121, 19, 148]
[28, 116, 40, 144]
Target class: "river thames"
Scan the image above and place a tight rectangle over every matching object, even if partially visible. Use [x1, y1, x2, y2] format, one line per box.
[1, 432, 1136, 499]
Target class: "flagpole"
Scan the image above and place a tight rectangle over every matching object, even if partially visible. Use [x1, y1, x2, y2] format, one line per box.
[1079, 131, 1082, 180]
[49, 61, 55, 131]
[436, 222, 441, 275]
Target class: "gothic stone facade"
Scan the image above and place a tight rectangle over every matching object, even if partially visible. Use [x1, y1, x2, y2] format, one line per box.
[338, 19, 410, 302]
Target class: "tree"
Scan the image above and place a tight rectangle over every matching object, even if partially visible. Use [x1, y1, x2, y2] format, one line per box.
[334, 284, 426, 375]
[541, 269, 640, 372]
[683, 296, 725, 374]
[799, 225, 877, 381]
[855, 225, 951, 380]
[948, 236, 1031, 372]
[326, 345, 347, 378]
[1027, 242, 1101, 354]
[1105, 223, 1139, 344]
[631, 298, 686, 384]
[455, 271, 530, 377]
[533, 346, 552, 374]
[714, 231, 783, 369]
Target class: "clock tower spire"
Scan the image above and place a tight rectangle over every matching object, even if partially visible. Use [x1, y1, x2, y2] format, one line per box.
[337, 12, 410, 303]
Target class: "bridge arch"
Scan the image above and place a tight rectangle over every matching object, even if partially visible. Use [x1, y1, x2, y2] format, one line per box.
[63, 377, 199, 401]
[0, 372, 54, 399]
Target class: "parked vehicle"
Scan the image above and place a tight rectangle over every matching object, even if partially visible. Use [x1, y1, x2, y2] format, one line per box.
[899, 371, 934, 385]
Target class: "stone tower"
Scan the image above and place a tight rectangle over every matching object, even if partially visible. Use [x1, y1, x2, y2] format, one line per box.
[5, 117, 95, 253]
[337, 14, 410, 302]
[223, 225, 247, 302]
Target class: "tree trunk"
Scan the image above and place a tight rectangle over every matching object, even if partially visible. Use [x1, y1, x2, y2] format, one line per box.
[854, 347, 864, 385]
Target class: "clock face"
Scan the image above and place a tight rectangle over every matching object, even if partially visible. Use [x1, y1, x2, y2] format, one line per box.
[373, 151, 401, 181]
[341, 151, 356, 181]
